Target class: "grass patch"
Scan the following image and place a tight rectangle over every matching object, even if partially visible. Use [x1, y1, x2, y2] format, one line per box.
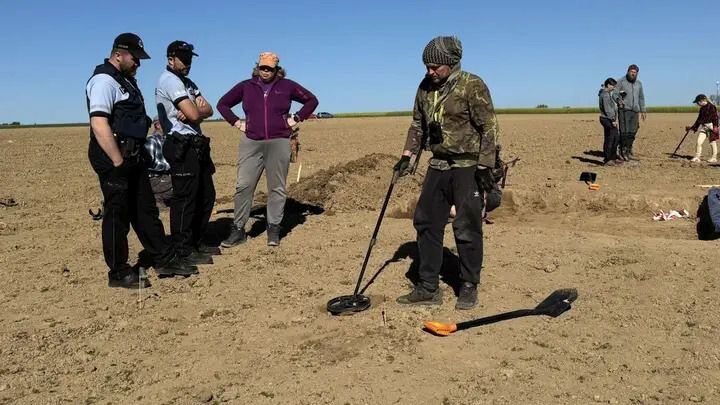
[0, 107, 701, 129]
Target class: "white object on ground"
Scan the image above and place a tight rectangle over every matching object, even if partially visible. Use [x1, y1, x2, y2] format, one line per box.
[296, 163, 302, 183]
[652, 209, 690, 221]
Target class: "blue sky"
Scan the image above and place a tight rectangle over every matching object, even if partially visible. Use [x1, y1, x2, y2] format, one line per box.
[1, 0, 718, 124]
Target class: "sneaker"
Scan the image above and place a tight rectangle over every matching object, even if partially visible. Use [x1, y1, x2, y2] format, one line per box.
[182, 250, 214, 265]
[604, 159, 618, 166]
[691, 156, 701, 163]
[267, 223, 281, 247]
[221, 226, 247, 248]
[709, 157, 718, 163]
[108, 265, 151, 289]
[455, 282, 478, 310]
[396, 286, 442, 306]
[196, 244, 222, 255]
[155, 255, 199, 277]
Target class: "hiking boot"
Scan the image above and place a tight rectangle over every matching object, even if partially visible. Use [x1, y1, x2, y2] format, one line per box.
[396, 286, 442, 306]
[221, 226, 247, 248]
[455, 282, 478, 310]
[108, 265, 151, 289]
[182, 250, 214, 265]
[155, 255, 199, 277]
[267, 223, 281, 247]
[196, 244, 222, 256]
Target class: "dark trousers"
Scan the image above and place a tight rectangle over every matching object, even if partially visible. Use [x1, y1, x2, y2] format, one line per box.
[413, 166, 484, 291]
[88, 137, 172, 273]
[600, 117, 620, 162]
[619, 109, 639, 151]
[163, 134, 216, 256]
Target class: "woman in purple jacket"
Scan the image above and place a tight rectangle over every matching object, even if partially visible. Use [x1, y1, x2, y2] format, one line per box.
[217, 52, 318, 247]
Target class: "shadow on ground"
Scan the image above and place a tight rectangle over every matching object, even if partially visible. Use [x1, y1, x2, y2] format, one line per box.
[204, 198, 324, 245]
[359, 241, 463, 297]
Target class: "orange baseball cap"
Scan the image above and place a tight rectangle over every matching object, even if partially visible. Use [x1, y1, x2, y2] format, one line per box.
[258, 52, 279, 68]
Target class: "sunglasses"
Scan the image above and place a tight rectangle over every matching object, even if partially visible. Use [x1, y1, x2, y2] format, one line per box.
[258, 65, 276, 72]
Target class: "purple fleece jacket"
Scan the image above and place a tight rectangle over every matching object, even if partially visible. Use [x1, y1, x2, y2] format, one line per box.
[216, 77, 319, 140]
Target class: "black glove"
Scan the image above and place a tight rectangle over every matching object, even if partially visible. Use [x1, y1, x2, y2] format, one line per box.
[394, 155, 411, 174]
[474, 167, 496, 193]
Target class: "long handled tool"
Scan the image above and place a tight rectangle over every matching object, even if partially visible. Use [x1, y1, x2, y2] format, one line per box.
[424, 288, 578, 336]
[670, 129, 692, 158]
[327, 169, 401, 315]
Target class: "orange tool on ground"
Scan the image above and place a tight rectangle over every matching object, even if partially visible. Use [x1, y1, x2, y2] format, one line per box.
[424, 289, 578, 337]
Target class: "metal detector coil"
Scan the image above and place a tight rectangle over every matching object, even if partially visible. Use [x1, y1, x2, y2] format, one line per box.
[326, 170, 401, 316]
[327, 294, 371, 315]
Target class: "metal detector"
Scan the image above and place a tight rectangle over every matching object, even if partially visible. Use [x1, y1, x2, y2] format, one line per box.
[326, 169, 402, 315]
[423, 288, 578, 336]
[670, 129, 692, 159]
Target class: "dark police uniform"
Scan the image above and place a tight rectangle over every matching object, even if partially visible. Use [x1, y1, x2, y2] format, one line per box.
[86, 33, 195, 287]
[155, 41, 216, 258]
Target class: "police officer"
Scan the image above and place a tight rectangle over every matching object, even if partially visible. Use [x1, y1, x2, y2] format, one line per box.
[395, 36, 499, 310]
[86, 33, 198, 288]
[156, 41, 218, 264]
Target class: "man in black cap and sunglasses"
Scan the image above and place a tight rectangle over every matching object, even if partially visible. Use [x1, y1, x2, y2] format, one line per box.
[86, 33, 199, 289]
[156, 41, 218, 265]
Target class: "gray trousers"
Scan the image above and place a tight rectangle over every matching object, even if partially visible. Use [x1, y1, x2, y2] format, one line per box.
[234, 135, 291, 229]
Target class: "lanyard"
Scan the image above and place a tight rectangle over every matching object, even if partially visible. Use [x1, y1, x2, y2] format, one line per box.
[431, 91, 445, 123]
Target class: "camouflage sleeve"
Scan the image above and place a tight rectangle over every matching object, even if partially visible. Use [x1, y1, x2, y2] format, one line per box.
[468, 78, 499, 168]
[403, 87, 424, 153]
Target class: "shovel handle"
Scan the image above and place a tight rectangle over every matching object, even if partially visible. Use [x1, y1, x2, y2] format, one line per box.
[455, 309, 536, 330]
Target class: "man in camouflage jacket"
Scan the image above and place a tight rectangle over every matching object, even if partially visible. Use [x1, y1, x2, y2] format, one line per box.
[394, 36, 499, 310]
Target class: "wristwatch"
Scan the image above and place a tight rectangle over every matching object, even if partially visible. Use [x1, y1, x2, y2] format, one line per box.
[292, 113, 300, 123]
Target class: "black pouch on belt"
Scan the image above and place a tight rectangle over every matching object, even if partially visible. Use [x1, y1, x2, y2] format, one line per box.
[191, 135, 211, 162]
[117, 137, 142, 165]
[171, 134, 191, 161]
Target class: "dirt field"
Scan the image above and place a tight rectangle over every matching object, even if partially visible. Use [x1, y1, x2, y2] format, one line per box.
[1, 114, 719, 404]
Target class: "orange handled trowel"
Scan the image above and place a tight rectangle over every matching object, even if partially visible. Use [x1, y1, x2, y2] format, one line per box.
[424, 288, 578, 336]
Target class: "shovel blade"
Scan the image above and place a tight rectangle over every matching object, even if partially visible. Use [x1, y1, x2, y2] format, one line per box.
[423, 321, 458, 336]
[534, 288, 578, 317]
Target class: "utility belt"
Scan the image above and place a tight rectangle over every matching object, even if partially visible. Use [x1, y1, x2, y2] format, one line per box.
[167, 132, 211, 162]
[115, 135, 144, 159]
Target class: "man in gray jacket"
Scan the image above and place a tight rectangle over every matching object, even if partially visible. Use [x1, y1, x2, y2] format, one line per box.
[599, 78, 621, 165]
[615, 64, 646, 160]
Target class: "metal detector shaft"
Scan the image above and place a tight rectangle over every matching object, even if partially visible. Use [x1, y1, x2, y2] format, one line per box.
[671, 129, 692, 158]
[351, 170, 400, 296]
[455, 309, 536, 331]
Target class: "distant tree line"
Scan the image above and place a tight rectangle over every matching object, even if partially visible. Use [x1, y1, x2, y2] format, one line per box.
[0, 121, 21, 126]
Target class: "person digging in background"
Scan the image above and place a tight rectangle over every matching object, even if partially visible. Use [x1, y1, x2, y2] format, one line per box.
[145, 116, 173, 207]
[615, 64, 646, 161]
[598, 78, 622, 165]
[686, 94, 719, 163]
[394, 36, 499, 310]
[217, 52, 318, 247]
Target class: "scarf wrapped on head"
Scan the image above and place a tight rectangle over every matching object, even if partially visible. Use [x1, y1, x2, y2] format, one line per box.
[422, 36, 463, 66]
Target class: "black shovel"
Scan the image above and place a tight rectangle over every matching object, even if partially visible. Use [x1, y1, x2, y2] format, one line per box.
[424, 288, 578, 336]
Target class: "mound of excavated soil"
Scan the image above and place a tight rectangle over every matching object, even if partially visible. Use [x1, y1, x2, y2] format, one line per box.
[288, 153, 423, 214]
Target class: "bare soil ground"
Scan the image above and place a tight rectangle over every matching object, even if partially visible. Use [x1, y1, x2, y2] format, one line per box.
[1, 114, 719, 404]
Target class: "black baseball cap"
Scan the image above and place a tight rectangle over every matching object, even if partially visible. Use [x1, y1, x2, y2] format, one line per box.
[167, 41, 199, 58]
[113, 33, 150, 59]
[693, 94, 708, 103]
